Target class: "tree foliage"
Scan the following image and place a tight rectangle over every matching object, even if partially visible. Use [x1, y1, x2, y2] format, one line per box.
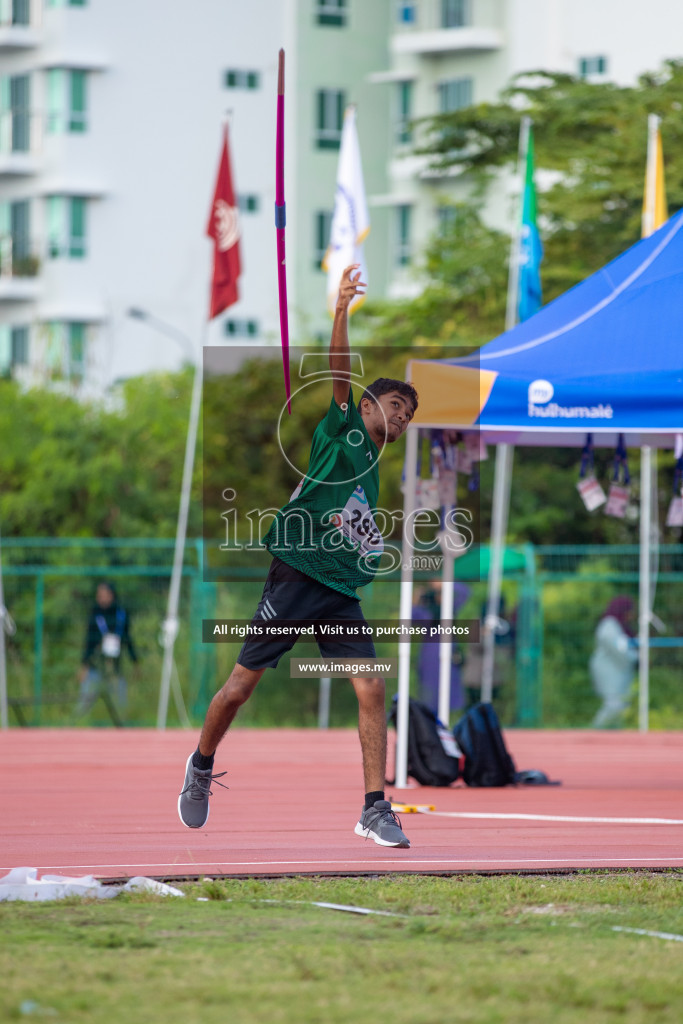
[0, 373, 200, 538]
[417, 60, 683, 300]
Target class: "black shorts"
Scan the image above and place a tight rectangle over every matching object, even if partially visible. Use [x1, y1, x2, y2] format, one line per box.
[237, 557, 376, 671]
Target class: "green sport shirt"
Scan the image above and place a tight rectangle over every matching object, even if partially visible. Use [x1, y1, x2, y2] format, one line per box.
[263, 387, 384, 598]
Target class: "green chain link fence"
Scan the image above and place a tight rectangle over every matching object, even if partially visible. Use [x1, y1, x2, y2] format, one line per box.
[2, 540, 681, 728]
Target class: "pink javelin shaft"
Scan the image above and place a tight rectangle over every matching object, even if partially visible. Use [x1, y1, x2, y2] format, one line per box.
[275, 49, 291, 413]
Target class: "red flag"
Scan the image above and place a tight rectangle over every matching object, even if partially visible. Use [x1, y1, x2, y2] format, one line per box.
[206, 125, 241, 319]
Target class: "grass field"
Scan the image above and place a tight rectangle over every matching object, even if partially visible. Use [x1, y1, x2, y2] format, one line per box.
[3, 872, 683, 1023]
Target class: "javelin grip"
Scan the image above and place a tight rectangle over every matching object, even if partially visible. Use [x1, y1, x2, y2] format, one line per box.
[274, 203, 286, 229]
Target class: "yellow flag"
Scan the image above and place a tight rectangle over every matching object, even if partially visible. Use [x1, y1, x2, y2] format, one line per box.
[642, 114, 667, 238]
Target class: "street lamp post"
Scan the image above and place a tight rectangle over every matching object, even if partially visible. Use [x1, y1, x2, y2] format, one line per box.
[126, 308, 202, 729]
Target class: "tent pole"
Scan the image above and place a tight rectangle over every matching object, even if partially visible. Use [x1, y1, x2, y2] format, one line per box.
[482, 443, 513, 703]
[396, 424, 418, 788]
[638, 445, 651, 732]
[437, 552, 455, 727]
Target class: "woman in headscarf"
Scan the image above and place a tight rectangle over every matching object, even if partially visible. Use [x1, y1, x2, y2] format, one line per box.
[589, 596, 638, 728]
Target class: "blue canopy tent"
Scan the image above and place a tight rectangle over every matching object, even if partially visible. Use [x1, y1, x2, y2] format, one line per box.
[394, 212, 683, 785]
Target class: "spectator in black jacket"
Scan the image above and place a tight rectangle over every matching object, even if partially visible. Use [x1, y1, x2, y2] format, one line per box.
[78, 581, 137, 717]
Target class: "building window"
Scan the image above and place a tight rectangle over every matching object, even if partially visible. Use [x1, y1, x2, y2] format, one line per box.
[44, 321, 87, 380]
[314, 210, 333, 269]
[225, 319, 259, 338]
[47, 196, 87, 258]
[6, 0, 30, 25]
[69, 321, 85, 378]
[395, 204, 412, 266]
[396, 2, 416, 24]
[0, 327, 9, 376]
[441, 0, 470, 28]
[579, 56, 608, 78]
[316, 0, 347, 27]
[0, 198, 38, 274]
[315, 89, 345, 149]
[438, 77, 473, 113]
[237, 194, 260, 213]
[396, 81, 413, 145]
[437, 204, 457, 234]
[0, 74, 31, 153]
[46, 69, 87, 133]
[11, 325, 29, 364]
[224, 69, 260, 90]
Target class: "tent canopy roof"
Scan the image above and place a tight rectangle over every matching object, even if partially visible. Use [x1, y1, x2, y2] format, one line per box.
[409, 210, 683, 447]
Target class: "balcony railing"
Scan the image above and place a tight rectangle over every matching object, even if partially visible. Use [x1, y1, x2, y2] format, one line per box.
[392, 0, 502, 55]
[0, 234, 41, 300]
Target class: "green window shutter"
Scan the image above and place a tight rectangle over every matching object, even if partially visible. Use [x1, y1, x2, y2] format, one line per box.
[47, 196, 64, 257]
[10, 73, 30, 152]
[11, 326, 28, 365]
[69, 197, 86, 257]
[69, 70, 86, 131]
[10, 199, 30, 261]
[396, 205, 411, 266]
[12, 0, 31, 24]
[397, 81, 413, 145]
[0, 325, 10, 375]
[69, 322, 85, 377]
[0, 78, 9, 154]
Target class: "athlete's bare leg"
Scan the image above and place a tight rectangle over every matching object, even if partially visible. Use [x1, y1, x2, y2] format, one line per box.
[350, 675, 387, 792]
[198, 663, 265, 756]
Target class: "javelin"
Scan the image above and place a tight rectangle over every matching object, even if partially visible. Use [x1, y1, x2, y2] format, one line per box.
[275, 48, 291, 413]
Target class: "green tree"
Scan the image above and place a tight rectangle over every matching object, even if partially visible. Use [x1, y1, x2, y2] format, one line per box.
[0, 372, 200, 538]
[417, 61, 683, 301]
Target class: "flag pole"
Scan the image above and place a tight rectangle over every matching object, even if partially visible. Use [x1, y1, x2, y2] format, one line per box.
[157, 327, 205, 730]
[504, 115, 531, 332]
[482, 117, 530, 703]
[637, 113, 665, 734]
[643, 114, 660, 239]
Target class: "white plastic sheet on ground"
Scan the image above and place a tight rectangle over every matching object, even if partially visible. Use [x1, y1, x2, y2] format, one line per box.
[0, 866, 184, 902]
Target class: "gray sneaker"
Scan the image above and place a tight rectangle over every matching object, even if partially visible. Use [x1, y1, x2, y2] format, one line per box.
[354, 800, 410, 848]
[178, 754, 228, 829]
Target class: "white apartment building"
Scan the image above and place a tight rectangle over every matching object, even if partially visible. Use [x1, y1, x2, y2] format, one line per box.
[371, 0, 683, 298]
[0, 0, 390, 393]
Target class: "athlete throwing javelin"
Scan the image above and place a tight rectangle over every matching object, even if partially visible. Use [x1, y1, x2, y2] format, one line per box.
[178, 264, 418, 847]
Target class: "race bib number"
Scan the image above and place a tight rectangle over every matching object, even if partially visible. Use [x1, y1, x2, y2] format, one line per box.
[102, 633, 121, 658]
[332, 485, 384, 557]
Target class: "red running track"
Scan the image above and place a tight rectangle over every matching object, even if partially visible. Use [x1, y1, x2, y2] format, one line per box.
[2, 728, 683, 880]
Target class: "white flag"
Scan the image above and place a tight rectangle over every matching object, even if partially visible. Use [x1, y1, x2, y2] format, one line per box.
[323, 106, 370, 315]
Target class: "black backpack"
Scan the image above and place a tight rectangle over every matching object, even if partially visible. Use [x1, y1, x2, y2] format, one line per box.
[453, 702, 517, 787]
[388, 696, 460, 787]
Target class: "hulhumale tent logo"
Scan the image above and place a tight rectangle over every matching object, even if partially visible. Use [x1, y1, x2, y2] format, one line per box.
[527, 378, 614, 420]
[528, 379, 554, 404]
